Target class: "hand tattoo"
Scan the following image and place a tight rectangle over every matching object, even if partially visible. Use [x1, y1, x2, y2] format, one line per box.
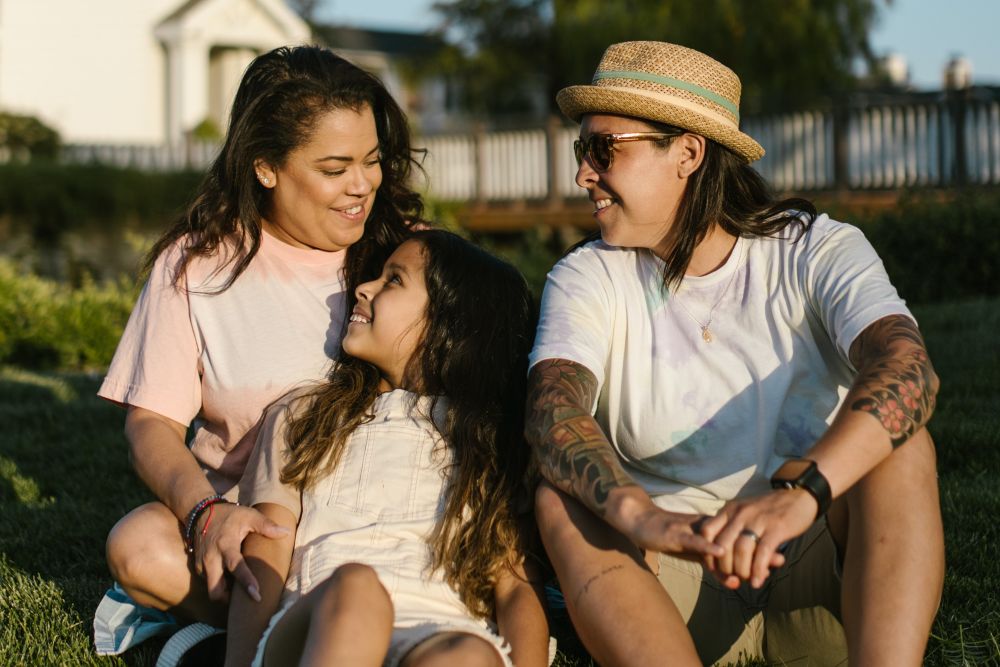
[525, 359, 636, 515]
[848, 315, 940, 447]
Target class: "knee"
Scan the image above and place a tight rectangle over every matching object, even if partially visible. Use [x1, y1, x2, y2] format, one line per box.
[875, 427, 939, 489]
[318, 563, 391, 612]
[106, 504, 175, 586]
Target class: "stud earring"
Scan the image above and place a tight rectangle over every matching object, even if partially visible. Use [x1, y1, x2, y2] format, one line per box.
[257, 174, 270, 186]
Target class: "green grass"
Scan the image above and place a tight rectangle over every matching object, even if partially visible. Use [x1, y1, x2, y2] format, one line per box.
[1, 298, 999, 665]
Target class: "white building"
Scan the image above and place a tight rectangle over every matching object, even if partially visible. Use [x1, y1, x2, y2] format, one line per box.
[0, 0, 310, 146]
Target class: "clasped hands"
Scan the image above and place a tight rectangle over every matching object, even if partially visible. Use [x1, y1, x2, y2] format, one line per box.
[628, 487, 819, 590]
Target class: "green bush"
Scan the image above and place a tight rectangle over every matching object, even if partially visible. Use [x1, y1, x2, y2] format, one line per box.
[0, 163, 202, 245]
[856, 190, 1000, 305]
[0, 112, 60, 161]
[0, 261, 138, 370]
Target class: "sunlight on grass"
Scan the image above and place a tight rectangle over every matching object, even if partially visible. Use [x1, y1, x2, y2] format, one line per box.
[0, 456, 55, 508]
[0, 557, 114, 666]
[0, 366, 77, 403]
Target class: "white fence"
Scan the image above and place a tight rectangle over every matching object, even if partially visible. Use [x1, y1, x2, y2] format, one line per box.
[63, 92, 1000, 201]
[62, 142, 221, 172]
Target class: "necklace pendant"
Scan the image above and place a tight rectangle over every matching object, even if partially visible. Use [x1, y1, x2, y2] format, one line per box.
[701, 326, 713, 343]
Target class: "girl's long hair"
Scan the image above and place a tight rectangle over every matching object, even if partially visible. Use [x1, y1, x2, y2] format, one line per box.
[145, 45, 423, 296]
[281, 230, 536, 619]
[576, 120, 817, 289]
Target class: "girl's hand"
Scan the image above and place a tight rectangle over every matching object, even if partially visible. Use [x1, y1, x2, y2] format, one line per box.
[605, 485, 723, 560]
[698, 489, 817, 589]
[194, 503, 289, 602]
[622, 500, 724, 561]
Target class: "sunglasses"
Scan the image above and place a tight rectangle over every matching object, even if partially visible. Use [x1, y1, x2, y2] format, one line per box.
[573, 131, 684, 172]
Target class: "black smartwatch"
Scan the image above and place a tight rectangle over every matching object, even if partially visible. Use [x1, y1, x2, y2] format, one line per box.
[770, 459, 832, 520]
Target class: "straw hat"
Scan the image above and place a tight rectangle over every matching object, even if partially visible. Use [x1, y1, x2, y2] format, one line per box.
[557, 41, 764, 163]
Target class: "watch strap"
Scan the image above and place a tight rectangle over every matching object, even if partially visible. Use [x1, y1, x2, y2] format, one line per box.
[770, 459, 832, 519]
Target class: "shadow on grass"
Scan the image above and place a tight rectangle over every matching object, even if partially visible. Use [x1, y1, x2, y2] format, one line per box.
[0, 367, 155, 665]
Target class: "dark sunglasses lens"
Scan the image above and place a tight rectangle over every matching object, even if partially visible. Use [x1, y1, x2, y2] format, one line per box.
[592, 136, 613, 171]
[574, 136, 612, 171]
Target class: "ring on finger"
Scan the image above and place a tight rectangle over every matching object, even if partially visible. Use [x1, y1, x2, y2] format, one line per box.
[739, 528, 761, 544]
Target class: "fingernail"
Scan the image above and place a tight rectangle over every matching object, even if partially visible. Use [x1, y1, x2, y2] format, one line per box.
[248, 584, 261, 602]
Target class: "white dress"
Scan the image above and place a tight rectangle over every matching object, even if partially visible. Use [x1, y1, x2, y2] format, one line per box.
[240, 389, 512, 667]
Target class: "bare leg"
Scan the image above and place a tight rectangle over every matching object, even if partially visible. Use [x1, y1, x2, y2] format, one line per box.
[832, 428, 944, 666]
[535, 481, 701, 667]
[261, 563, 393, 667]
[106, 502, 225, 625]
[401, 632, 504, 667]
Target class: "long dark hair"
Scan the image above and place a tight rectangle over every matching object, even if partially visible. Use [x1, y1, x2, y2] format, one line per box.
[576, 120, 817, 289]
[145, 45, 424, 295]
[281, 230, 536, 619]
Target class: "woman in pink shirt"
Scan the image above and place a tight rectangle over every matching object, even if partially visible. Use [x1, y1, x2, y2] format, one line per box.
[98, 45, 425, 628]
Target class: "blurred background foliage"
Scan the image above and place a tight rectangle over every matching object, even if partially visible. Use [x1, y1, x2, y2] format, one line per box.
[0, 111, 61, 162]
[0, 160, 997, 371]
[427, 0, 885, 116]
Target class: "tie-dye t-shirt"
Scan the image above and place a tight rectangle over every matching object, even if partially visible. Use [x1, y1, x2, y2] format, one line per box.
[99, 231, 347, 492]
[529, 214, 912, 516]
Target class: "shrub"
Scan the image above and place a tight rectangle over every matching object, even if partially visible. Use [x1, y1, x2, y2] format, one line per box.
[0, 261, 138, 370]
[0, 112, 60, 161]
[856, 189, 1000, 304]
[0, 163, 201, 241]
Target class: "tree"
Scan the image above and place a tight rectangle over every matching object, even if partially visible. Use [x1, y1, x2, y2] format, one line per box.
[553, 0, 885, 113]
[286, 0, 321, 24]
[0, 112, 60, 162]
[433, 0, 887, 117]
[430, 0, 550, 116]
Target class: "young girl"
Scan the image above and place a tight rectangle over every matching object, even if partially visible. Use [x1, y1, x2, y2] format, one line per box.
[225, 230, 550, 667]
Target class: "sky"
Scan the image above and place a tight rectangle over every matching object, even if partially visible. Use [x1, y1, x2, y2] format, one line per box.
[315, 0, 1000, 90]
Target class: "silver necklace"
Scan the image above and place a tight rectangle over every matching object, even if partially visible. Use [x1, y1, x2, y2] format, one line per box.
[672, 239, 745, 343]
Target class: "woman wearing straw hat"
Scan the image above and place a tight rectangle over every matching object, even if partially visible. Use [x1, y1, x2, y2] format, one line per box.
[526, 41, 943, 666]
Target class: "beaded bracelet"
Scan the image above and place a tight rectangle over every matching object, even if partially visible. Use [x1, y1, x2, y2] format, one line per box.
[183, 495, 231, 554]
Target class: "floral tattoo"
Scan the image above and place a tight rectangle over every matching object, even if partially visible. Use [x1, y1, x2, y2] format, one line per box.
[848, 315, 940, 447]
[525, 359, 636, 515]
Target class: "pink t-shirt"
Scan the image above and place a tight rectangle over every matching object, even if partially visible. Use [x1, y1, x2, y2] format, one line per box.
[99, 231, 347, 492]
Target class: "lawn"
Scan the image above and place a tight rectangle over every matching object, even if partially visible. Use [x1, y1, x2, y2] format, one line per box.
[1, 297, 999, 666]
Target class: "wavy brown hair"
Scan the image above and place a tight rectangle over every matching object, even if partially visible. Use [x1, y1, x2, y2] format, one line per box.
[145, 45, 424, 296]
[281, 230, 536, 619]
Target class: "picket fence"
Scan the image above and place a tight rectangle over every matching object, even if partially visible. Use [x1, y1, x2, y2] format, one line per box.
[63, 88, 1000, 202]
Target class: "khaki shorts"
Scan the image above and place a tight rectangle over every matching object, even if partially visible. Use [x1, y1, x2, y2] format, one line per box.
[655, 519, 847, 666]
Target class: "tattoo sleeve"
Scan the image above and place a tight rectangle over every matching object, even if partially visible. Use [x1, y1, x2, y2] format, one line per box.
[848, 315, 940, 447]
[524, 359, 637, 516]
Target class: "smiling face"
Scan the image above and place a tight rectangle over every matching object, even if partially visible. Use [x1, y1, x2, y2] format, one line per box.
[256, 105, 382, 251]
[576, 114, 697, 257]
[342, 239, 430, 389]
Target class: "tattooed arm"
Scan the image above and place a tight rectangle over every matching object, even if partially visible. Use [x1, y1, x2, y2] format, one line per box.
[847, 315, 940, 446]
[797, 314, 940, 497]
[699, 314, 940, 587]
[525, 358, 723, 557]
[524, 359, 634, 515]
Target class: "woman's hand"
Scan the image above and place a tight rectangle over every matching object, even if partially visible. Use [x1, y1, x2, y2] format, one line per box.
[621, 498, 724, 561]
[193, 503, 289, 603]
[698, 488, 817, 589]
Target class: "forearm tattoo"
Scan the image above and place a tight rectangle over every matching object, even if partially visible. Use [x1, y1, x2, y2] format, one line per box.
[848, 315, 940, 447]
[525, 360, 636, 515]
